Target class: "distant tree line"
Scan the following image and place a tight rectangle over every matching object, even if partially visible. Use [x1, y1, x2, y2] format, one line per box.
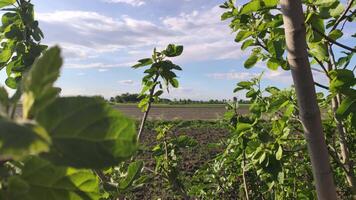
[109, 93, 250, 104]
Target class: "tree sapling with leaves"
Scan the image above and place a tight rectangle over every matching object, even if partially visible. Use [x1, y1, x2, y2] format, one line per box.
[133, 44, 184, 140]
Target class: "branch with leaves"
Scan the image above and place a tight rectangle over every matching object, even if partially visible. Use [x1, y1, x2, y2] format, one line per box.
[133, 44, 184, 141]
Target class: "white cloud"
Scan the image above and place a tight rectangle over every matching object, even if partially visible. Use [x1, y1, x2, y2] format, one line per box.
[36, 6, 243, 67]
[102, 0, 145, 6]
[207, 70, 293, 84]
[65, 62, 135, 69]
[119, 80, 136, 85]
[98, 68, 109, 72]
[207, 72, 259, 80]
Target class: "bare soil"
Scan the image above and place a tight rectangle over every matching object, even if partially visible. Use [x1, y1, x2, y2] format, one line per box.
[114, 104, 249, 120]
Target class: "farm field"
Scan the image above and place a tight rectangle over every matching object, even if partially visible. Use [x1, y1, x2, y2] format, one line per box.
[114, 104, 249, 120]
[1, 0, 355, 199]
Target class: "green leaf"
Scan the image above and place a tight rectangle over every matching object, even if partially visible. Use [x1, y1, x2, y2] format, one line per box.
[236, 123, 252, 133]
[259, 152, 266, 164]
[6, 157, 100, 200]
[119, 161, 143, 190]
[244, 54, 259, 68]
[0, 47, 12, 63]
[276, 145, 283, 160]
[330, 3, 344, 17]
[336, 96, 356, 120]
[237, 81, 253, 88]
[0, 0, 15, 8]
[267, 40, 284, 58]
[309, 42, 328, 61]
[329, 69, 356, 92]
[241, 39, 255, 50]
[314, 0, 337, 7]
[263, 0, 278, 7]
[169, 78, 179, 88]
[5, 77, 17, 89]
[132, 58, 153, 69]
[328, 29, 343, 40]
[163, 44, 184, 57]
[267, 58, 280, 70]
[176, 135, 198, 147]
[23, 46, 62, 119]
[241, 0, 262, 14]
[36, 97, 137, 169]
[0, 120, 51, 160]
[309, 13, 325, 34]
[235, 31, 253, 42]
[221, 11, 233, 20]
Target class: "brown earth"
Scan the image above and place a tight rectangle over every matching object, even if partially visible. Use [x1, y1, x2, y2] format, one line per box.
[114, 104, 249, 120]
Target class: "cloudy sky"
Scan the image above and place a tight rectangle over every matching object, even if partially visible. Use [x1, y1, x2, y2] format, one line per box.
[1, 0, 354, 100]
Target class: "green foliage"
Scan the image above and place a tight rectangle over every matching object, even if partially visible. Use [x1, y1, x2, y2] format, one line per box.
[190, 75, 316, 199]
[152, 124, 197, 198]
[5, 157, 101, 200]
[0, 46, 138, 199]
[133, 44, 183, 112]
[0, 0, 47, 89]
[221, 0, 356, 198]
[37, 96, 137, 169]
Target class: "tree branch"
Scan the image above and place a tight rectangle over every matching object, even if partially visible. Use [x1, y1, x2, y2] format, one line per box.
[312, 27, 356, 53]
[314, 82, 329, 90]
[331, 0, 355, 32]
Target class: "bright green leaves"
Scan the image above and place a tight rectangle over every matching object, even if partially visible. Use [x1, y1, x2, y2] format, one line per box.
[0, 0, 15, 8]
[236, 123, 252, 133]
[315, 0, 337, 7]
[329, 69, 356, 121]
[163, 44, 184, 57]
[240, 0, 278, 14]
[240, 0, 263, 14]
[336, 96, 356, 120]
[306, 13, 326, 44]
[132, 58, 153, 69]
[0, 45, 139, 198]
[134, 44, 183, 113]
[267, 40, 284, 58]
[222, 1, 288, 72]
[315, 0, 345, 18]
[308, 42, 328, 62]
[118, 161, 144, 190]
[329, 69, 356, 93]
[5, 157, 101, 200]
[241, 39, 255, 50]
[244, 53, 259, 68]
[0, 120, 50, 160]
[0, 0, 47, 89]
[36, 96, 137, 169]
[276, 145, 283, 160]
[235, 31, 253, 42]
[263, 0, 278, 7]
[23, 46, 62, 119]
[328, 29, 343, 40]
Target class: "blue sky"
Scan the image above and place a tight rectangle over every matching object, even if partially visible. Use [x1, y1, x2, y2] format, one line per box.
[0, 0, 354, 100]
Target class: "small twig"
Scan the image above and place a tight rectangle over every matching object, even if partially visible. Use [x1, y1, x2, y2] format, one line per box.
[331, 0, 355, 32]
[256, 39, 269, 52]
[312, 56, 332, 80]
[314, 82, 329, 90]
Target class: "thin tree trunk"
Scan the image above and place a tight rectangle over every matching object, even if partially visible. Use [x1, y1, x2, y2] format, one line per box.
[280, 0, 337, 199]
[327, 43, 356, 196]
[242, 150, 250, 200]
[137, 74, 159, 141]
